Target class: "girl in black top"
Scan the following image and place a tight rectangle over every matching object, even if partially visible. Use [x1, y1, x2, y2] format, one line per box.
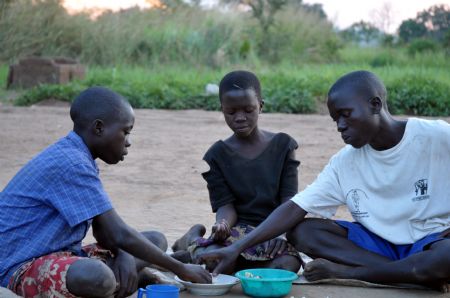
[172, 70, 301, 274]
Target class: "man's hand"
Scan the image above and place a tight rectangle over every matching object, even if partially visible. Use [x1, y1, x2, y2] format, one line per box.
[196, 246, 240, 275]
[265, 237, 287, 258]
[108, 250, 138, 298]
[211, 219, 231, 242]
[177, 264, 212, 284]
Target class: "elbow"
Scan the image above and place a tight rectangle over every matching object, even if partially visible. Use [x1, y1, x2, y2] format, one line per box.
[111, 226, 131, 249]
[94, 225, 129, 252]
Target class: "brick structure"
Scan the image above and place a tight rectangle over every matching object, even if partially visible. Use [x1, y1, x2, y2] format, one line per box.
[7, 57, 86, 89]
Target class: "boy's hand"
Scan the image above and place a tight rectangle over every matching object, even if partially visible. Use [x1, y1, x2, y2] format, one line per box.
[197, 246, 239, 276]
[178, 264, 212, 284]
[265, 237, 287, 259]
[211, 219, 231, 242]
[109, 250, 138, 298]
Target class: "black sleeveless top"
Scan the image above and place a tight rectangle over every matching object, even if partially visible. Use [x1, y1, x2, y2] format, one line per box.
[202, 133, 300, 226]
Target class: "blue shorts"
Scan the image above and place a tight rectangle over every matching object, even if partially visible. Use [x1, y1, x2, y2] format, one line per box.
[335, 220, 445, 261]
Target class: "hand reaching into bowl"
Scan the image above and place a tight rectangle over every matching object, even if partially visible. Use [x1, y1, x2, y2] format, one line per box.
[197, 245, 240, 275]
[177, 264, 212, 284]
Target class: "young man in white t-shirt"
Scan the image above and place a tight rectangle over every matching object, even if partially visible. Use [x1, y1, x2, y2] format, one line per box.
[198, 70, 450, 291]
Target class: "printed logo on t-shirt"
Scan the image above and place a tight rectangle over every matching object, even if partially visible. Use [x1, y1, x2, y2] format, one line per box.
[412, 179, 430, 202]
[346, 189, 369, 218]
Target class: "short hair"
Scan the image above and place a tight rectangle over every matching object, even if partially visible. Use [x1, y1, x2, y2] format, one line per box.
[70, 86, 131, 131]
[328, 70, 387, 107]
[219, 70, 262, 102]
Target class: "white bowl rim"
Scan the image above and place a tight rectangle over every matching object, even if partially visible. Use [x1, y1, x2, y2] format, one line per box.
[174, 274, 240, 288]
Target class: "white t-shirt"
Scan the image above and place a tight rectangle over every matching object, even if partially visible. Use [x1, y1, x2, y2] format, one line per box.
[291, 118, 450, 245]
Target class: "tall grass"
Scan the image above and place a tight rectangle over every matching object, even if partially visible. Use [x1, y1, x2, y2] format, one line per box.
[0, 0, 339, 66]
[0, 65, 7, 85]
[339, 47, 450, 69]
[0, 65, 8, 99]
[1, 1, 449, 116]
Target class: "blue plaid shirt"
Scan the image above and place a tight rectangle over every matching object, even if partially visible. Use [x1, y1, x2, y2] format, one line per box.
[0, 131, 113, 286]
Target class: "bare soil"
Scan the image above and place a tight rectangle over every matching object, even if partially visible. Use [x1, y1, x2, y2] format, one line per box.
[0, 105, 352, 244]
[1, 105, 449, 297]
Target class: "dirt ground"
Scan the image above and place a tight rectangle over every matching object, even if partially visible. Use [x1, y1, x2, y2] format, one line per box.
[1, 104, 449, 297]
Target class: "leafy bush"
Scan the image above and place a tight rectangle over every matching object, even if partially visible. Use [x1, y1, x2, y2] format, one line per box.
[387, 75, 450, 116]
[10, 65, 450, 116]
[338, 46, 449, 68]
[262, 77, 316, 113]
[14, 84, 85, 106]
[408, 39, 439, 56]
[370, 52, 395, 67]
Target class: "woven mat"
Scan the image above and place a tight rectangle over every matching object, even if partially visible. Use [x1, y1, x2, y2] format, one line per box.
[295, 253, 429, 290]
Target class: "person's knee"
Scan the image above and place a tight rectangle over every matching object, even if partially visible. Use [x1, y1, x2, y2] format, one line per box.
[142, 230, 168, 251]
[416, 241, 450, 282]
[66, 259, 116, 297]
[286, 219, 318, 254]
[286, 219, 334, 256]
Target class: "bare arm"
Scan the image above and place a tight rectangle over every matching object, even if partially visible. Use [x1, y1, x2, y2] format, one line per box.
[211, 203, 238, 242]
[233, 201, 306, 252]
[93, 209, 211, 283]
[198, 201, 307, 274]
[215, 203, 237, 226]
[280, 149, 299, 204]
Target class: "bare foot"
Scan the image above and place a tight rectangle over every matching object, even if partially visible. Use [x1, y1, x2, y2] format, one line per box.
[171, 250, 192, 263]
[172, 224, 206, 252]
[438, 283, 450, 293]
[424, 281, 450, 293]
[303, 258, 354, 281]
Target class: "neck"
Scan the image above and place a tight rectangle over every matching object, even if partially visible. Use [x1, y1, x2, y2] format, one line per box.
[234, 127, 263, 144]
[369, 112, 407, 151]
[73, 128, 98, 159]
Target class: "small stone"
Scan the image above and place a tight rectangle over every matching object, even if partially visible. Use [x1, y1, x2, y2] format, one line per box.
[205, 83, 219, 95]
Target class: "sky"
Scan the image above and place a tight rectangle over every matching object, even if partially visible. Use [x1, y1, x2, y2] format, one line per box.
[63, 0, 152, 11]
[303, 0, 450, 32]
[63, 0, 450, 32]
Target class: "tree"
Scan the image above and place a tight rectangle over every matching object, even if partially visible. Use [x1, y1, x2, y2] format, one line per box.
[398, 19, 427, 43]
[370, 2, 396, 33]
[341, 21, 383, 45]
[416, 4, 450, 41]
[444, 30, 450, 52]
[222, 0, 290, 35]
[0, 0, 15, 18]
[301, 3, 326, 19]
[397, 4, 449, 43]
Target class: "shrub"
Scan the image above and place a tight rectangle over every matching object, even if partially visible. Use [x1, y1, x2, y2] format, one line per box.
[370, 52, 395, 67]
[262, 77, 316, 113]
[14, 84, 84, 106]
[408, 39, 439, 56]
[10, 65, 450, 116]
[387, 75, 450, 116]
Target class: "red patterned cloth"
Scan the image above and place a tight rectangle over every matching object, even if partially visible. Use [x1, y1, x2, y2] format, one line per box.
[8, 244, 112, 298]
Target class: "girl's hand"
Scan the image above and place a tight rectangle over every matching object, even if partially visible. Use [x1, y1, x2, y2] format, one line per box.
[265, 237, 287, 259]
[211, 219, 231, 242]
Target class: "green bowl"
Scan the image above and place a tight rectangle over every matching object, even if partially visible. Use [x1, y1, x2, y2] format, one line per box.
[235, 268, 298, 297]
